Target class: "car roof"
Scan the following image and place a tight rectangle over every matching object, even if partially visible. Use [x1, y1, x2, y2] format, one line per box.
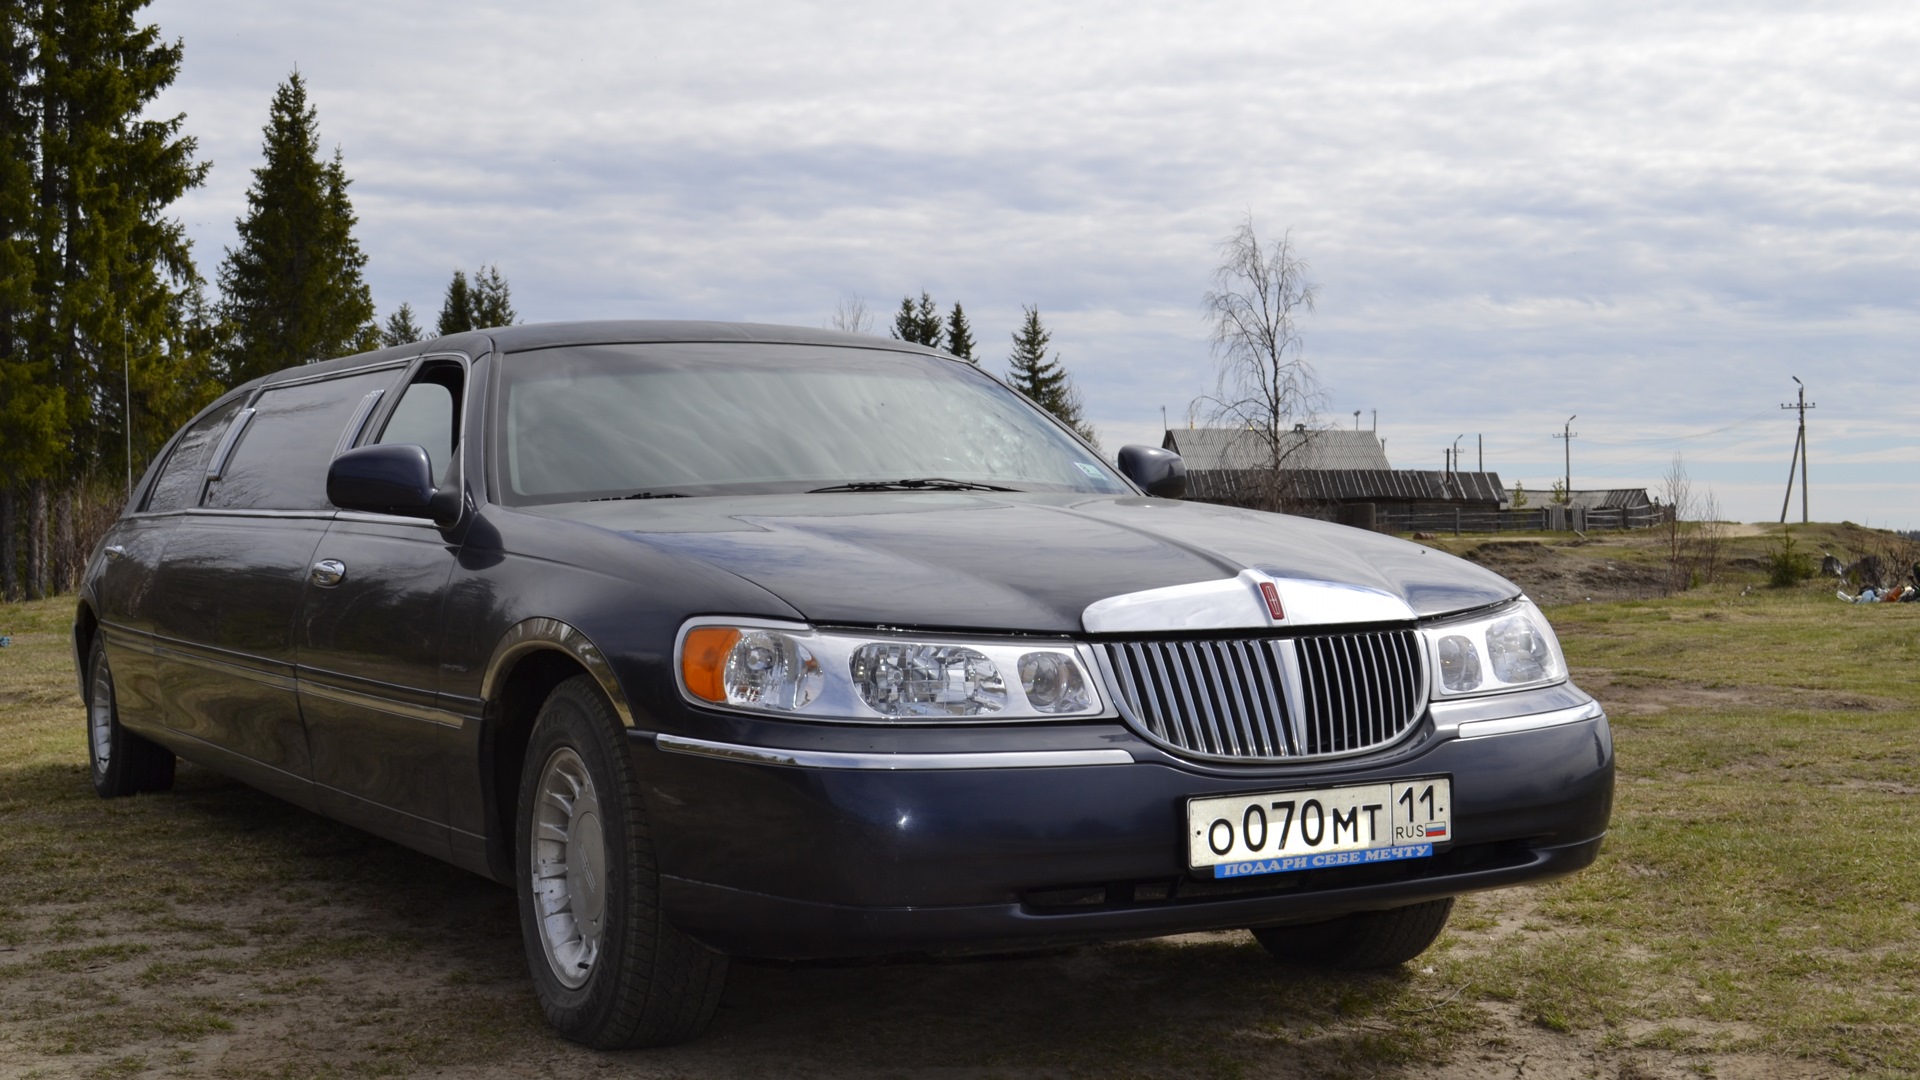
[244, 321, 947, 395]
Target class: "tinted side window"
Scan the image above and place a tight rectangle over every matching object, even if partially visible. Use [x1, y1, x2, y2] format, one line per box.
[144, 397, 247, 512]
[376, 362, 463, 482]
[206, 369, 401, 511]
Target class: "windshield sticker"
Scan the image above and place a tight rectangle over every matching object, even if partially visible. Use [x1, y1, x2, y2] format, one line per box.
[1074, 462, 1104, 478]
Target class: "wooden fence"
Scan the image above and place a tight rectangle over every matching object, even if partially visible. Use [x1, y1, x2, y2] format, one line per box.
[1327, 504, 1665, 535]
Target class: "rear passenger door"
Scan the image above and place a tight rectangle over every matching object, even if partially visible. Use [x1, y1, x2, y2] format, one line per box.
[93, 395, 249, 733]
[299, 356, 469, 859]
[146, 363, 407, 808]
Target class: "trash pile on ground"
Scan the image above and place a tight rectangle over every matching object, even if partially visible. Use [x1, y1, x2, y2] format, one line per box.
[1838, 585, 1920, 603]
[1830, 554, 1920, 603]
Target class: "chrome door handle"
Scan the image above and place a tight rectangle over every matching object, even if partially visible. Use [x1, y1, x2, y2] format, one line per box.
[311, 559, 347, 587]
[104, 545, 127, 561]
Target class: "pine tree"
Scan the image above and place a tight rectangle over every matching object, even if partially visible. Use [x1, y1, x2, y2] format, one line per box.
[217, 71, 376, 385]
[1006, 305, 1096, 445]
[382, 302, 423, 347]
[437, 270, 473, 335]
[470, 264, 516, 328]
[945, 302, 975, 361]
[890, 291, 943, 347]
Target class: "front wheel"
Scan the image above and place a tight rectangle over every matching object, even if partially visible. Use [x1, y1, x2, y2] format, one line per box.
[514, 675, 727, 1048]
[1251, 897, 1455, 970]
[85, 636, 175, 798]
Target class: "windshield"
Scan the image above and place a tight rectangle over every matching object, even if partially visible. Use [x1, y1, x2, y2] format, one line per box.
[493, 342, 1127, 504]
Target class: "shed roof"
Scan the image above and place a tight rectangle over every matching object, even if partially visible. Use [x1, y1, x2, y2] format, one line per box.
[1163, 427, 1392, 471]
[1184, 468, 1505, 505]
[1566, 488, 1653, 510]
[1286, 469, 1506, 504]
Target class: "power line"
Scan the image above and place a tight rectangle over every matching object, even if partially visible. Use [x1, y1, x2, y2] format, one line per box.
[1576, 408, 1774, 449]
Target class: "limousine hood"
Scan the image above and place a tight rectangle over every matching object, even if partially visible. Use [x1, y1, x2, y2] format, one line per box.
[533, 493, 1520, 634]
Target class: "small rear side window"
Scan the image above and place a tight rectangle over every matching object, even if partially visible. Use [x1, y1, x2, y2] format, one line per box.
[143, 397, 247, 513]
[205, 368, 403, 511]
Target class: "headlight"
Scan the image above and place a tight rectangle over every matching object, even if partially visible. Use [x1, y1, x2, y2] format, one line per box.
[1419, 597, 1566, 698]
[677, 619, 1104, 722]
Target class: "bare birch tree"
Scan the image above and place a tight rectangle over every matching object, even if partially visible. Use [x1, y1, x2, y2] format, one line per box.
[829, 293, 874, 335]
[1195, 217, 1324, 511]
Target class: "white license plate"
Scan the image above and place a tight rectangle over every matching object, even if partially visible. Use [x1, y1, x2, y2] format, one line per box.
[1187, 778, 1451, 879]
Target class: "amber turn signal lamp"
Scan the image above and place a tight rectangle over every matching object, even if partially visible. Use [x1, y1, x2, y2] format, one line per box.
[681, 627, 742, 702]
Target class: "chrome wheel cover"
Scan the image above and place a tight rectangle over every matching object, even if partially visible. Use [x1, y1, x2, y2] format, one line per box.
[530, 746, 609, 990]
[88, 654, 114, 776]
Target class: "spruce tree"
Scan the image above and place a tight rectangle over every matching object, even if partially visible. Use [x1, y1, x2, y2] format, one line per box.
[437, 270, 473, 335]
[1006, 305, 1096, 445]
[382, 302, 423, 347]
[890, 291, 943, 347]
[890, 295, 917, 343]
[470, 264, 516, 328]
[434, 264, 516, 334]
[217, 72, 376, 384]
[7, 0, 210, 595]
[914, 292, 942, 347]
[945, 302, 975, 361]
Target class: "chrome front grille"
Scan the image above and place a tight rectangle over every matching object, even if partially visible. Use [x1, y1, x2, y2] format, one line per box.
[1099, 630, 1427, 762]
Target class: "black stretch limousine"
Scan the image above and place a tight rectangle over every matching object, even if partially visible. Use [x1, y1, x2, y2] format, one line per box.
[77, 321, 1613, 1047]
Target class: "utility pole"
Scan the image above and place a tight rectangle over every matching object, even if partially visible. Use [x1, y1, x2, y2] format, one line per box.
[1477, 434, 1483, 472]
[1778, 377, 1815, 524]
[1553, 415, 1578, 498]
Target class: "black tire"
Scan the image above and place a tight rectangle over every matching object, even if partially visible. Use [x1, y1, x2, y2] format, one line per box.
[85, 636, 176, 798]
[514, 675, 727, 1048]
[1251, 897, 1454, 970]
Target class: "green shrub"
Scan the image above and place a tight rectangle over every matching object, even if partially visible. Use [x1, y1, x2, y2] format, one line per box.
[1766, 529, 1816, 587]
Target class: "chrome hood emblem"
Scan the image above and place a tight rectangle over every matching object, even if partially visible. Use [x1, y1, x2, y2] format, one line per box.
[1081, 569, 1416, 634]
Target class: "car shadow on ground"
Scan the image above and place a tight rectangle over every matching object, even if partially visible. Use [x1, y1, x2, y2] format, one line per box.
[9, 762, 1439, 1078]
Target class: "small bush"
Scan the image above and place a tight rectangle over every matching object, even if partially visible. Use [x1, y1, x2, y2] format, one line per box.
[1766, 529, 1815, 587]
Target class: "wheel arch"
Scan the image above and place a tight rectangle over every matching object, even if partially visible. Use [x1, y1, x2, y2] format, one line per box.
[72, 599, 100, 700]
[478, 617, 640, 883]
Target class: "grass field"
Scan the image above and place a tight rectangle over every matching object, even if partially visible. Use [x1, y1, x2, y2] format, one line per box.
[2, 529, 1917, 1078]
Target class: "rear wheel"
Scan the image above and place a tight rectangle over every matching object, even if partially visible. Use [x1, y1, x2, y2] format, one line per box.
[1251, 897, 1454, 970]
[86, 636, 175, 798]
[514, 675, 727, 1047]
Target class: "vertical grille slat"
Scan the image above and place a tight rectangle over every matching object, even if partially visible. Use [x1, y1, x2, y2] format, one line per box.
[1102, 629, 1423, 763]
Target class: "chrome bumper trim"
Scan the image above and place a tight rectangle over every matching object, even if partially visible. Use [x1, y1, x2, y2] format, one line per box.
[1447, 700, 1605, 741]
[654, 734, 1136, 771]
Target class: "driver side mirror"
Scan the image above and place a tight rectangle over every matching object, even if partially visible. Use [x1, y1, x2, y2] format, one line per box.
[1117, 445, 1187, 499]
[327, 443, 462, 526]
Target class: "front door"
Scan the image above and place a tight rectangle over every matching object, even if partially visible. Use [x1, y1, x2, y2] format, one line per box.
[297, 357, 468, 861]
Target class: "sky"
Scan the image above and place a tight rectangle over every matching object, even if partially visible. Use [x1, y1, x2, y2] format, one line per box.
[145, 0, 1920, 528]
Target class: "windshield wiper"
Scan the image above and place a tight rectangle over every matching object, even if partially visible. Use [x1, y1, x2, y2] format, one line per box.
[807, 478, 1016, 494]
[588, 491, 691, 501]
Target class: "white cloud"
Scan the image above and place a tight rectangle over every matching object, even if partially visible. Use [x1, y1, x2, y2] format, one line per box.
[146, 0, 1920, 528]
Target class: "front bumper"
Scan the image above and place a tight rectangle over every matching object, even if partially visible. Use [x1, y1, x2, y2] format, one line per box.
[637, 688, 1614, 960]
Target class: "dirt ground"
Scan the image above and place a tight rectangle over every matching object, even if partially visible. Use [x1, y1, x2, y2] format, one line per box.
[1445, 540, 1668, 607]
[0, 761, 1853, 1080]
